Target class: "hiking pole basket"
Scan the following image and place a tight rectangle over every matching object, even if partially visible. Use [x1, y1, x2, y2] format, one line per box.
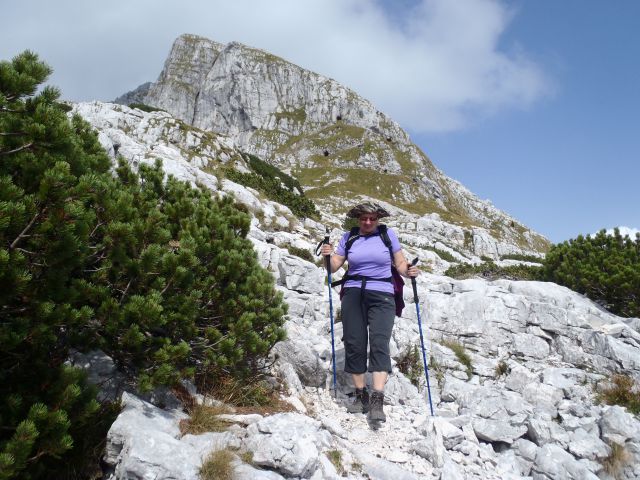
[411, 258, 435, 416]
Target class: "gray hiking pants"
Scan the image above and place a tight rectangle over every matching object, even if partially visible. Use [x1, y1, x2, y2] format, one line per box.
[341, 288, 395, 373]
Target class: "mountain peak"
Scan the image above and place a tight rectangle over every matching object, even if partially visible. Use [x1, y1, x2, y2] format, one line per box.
[117, 34, 549, 254]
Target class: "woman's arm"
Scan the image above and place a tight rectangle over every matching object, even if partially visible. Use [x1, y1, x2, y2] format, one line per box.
[394, 250, 419, 277]
[320, 244, 346, 273]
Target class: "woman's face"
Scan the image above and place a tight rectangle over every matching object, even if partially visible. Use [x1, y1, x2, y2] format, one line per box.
[358, 214, 379, 235]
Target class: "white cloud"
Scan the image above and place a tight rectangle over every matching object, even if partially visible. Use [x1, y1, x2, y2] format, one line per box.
[604, 227, 640, 239]
[1, 0, 552, 133]
[589, 227, 640, 239]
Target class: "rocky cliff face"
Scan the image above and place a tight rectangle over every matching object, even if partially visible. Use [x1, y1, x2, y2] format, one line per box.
[76, 101, 640, 480]
[118, 33, 548, 254]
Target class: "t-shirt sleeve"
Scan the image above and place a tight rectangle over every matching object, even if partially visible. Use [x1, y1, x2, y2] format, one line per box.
[335, 231, 350, 256]
[387, 227, 402, 254]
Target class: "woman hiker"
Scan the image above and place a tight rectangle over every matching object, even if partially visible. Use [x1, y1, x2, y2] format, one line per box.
[320, 202, 420, 422]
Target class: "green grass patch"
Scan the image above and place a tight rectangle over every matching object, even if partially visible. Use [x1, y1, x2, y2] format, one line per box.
[441, 340, 473, 379]
[422, 246, 457, 263]
[239, 450, 253, 465]
[326, 449, 345, 476]
[274, 107, 307, 124]
[201, 375, 295, 415]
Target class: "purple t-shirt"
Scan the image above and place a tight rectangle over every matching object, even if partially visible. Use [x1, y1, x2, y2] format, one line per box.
[336, 226, 402, 294]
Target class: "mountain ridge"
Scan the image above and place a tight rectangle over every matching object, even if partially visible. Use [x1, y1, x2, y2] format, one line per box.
[116, 33, 548, 255]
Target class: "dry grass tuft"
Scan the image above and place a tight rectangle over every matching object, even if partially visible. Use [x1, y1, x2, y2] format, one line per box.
[199, 374, 295, 416]
[200, 449, 236, 480]
[598, 374, 640, 414]
[180, 403, 231, 436]
[495, 360, 509, 378]
[396, 344, 424, 387]
[601, 442, 631, 478]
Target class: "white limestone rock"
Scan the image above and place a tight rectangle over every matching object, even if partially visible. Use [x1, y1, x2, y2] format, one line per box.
[439, 459, 465, 480]
[244, 413, 332, 478]
[527, 414, 571, 447]
[566, 427, 610, 460]
[350, 449, 422, 480]
[104, 392, 241, 480]
[273, 323, 329, 387]
[512, 332, 550, 359]
[531, 443, 600, 480]
[472, 418, 527, 445]
[277, 253, 324, 294]
[411, 417, 446, 467]
[599, 405, 640, 444]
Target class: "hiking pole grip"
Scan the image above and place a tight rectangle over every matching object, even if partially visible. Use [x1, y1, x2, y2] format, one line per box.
[323, 227, 331, 268]
[410, 257, 419, 303]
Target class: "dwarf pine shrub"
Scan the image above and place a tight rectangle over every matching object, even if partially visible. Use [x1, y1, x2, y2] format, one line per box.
[0, 51, 287, 478]
[542, 229, 640, 318]
[224, 153, 318, 219]
[445, 261, 542, 281]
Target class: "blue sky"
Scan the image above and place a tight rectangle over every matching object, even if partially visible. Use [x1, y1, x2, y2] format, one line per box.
[413, 1, 640, 243]
[2, 0, 638, 243]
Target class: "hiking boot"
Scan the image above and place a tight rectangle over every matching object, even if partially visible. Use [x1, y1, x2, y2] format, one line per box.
[347, 388, 370, 413]
[368, 391, 386, 422]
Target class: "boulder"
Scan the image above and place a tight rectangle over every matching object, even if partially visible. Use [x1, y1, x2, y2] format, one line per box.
[244, 413, 331, 478]
[531, 443, 599, 480]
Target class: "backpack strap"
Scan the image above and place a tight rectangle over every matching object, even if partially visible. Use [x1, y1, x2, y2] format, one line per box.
[330, 225, 394, 288]
[343, 226, 361, 258]
[378, 224, 394, 262]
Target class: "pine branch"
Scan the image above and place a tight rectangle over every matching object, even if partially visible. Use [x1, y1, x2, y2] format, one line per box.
[89, 221, 105, 239]
[10, 209, 42, 250]
[0, 106, 25, 113]
[119, 278, 133, 304]
[83, 266, 109, 273]
[0, 131, 27, 136]
[160, 276, 174, 295]
[0, 141, 34, 156]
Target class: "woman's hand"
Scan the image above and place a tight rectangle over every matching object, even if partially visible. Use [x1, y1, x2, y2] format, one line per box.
[407, 264, 420, 277]
[320, 243, 333, 256]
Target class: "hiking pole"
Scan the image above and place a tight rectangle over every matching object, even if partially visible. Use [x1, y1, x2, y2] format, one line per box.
[323, 227, 338, 394]
[411, 257, 435, 416]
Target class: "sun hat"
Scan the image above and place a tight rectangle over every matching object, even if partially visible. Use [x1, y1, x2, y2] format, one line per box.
[346, 202, 390, 219]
